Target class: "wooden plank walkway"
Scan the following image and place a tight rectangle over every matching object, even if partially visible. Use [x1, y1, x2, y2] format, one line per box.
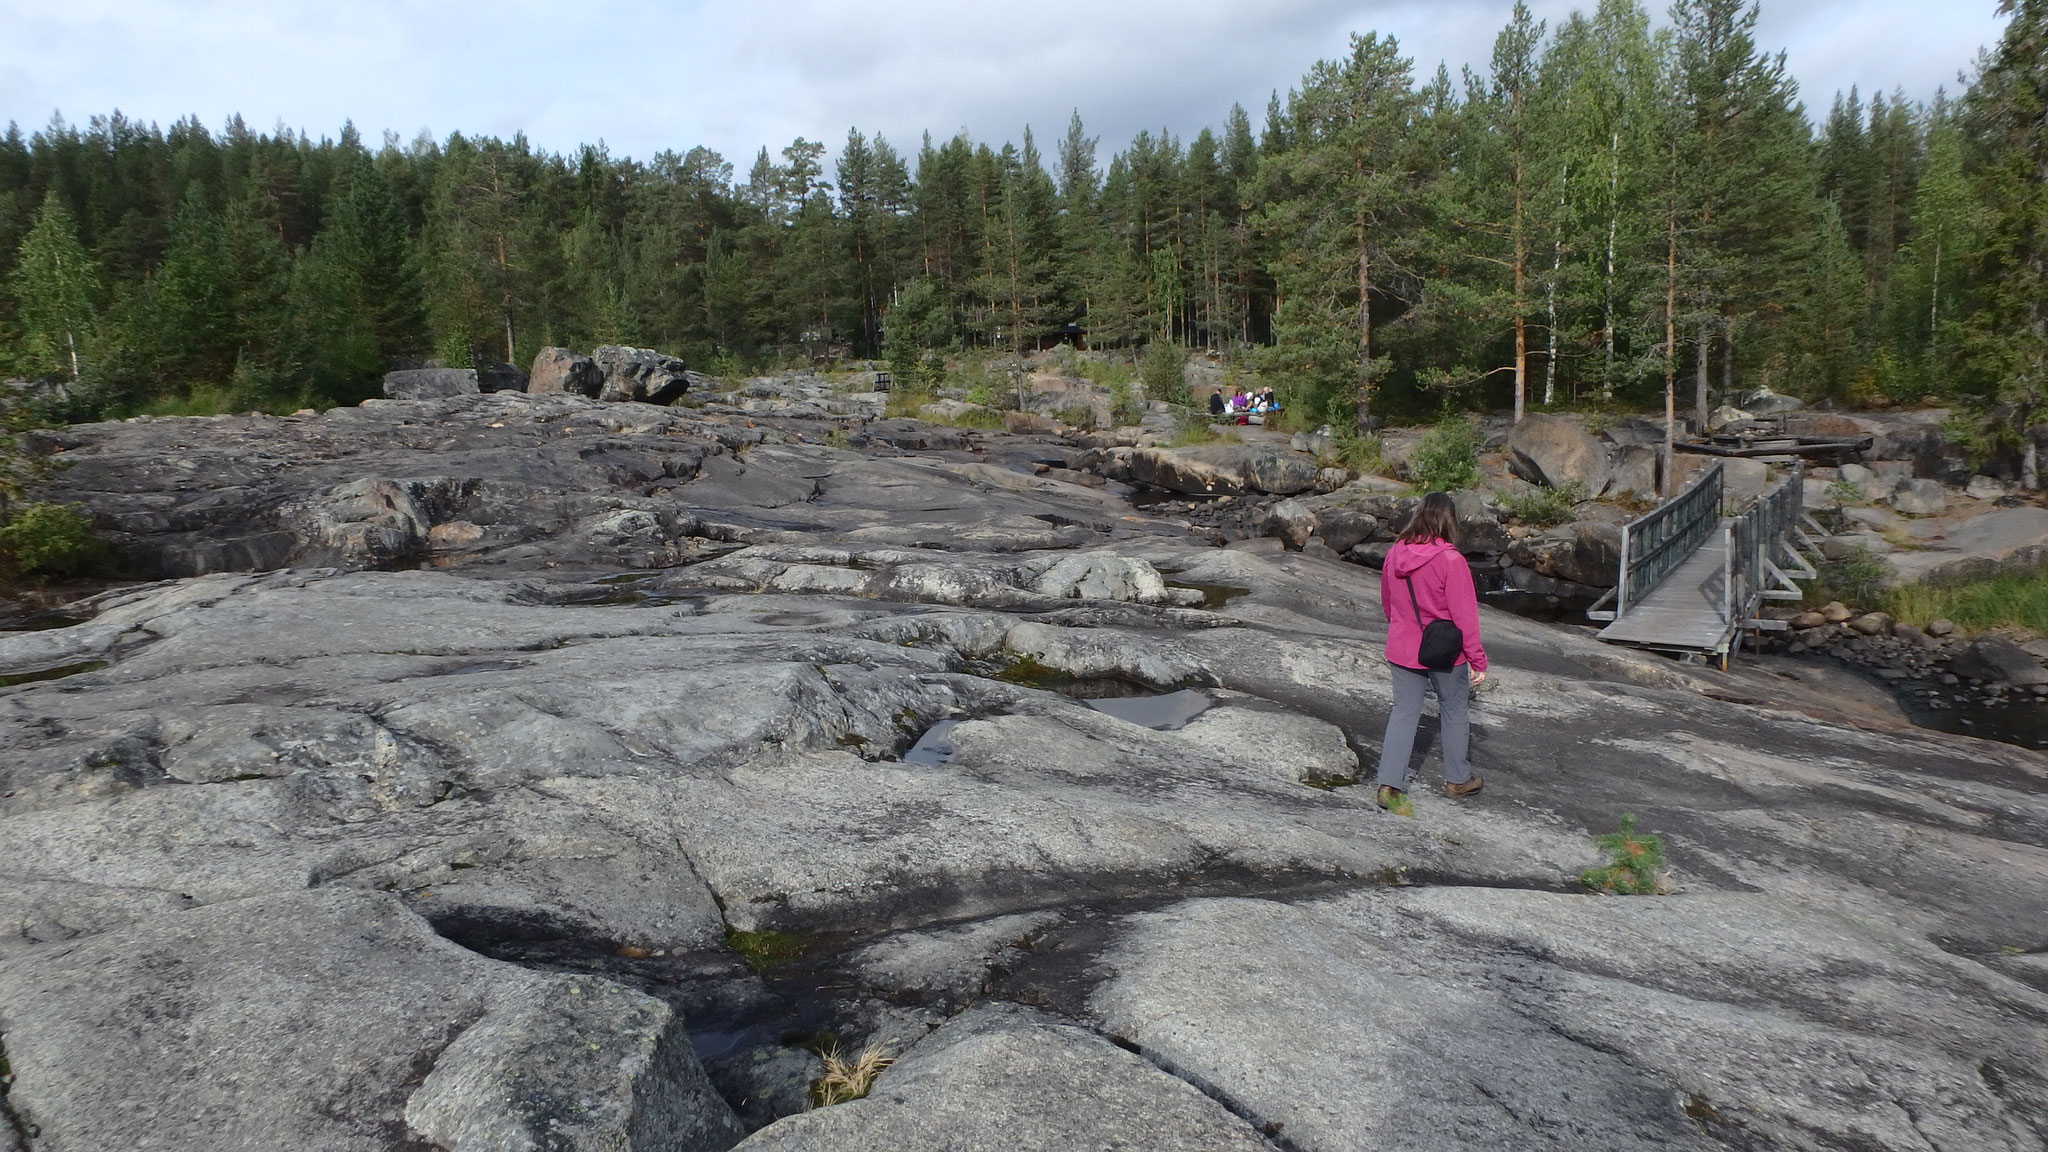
[1596, 528, 1735, 652]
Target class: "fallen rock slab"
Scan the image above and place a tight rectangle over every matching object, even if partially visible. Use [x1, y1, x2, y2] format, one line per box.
[731, 1004, 1269, 1151]
[0, 888, 742, 1152]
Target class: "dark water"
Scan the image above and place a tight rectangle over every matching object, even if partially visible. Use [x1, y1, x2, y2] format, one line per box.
[1165, 580, 1251, 609]
[1126, 486, 1223, 509]
[0, 660, 107, 688]
[1895, 690, 2048, 750]
[1084, 689, 1212, 730]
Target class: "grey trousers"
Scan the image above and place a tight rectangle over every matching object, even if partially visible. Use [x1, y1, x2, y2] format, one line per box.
[1374, 663, 1473, 789]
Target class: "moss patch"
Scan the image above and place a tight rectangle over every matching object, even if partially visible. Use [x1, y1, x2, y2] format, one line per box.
[726, 926, 811, 974]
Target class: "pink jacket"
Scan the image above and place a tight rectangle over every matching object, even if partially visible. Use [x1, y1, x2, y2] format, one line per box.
[1380, 538, 1487, 673]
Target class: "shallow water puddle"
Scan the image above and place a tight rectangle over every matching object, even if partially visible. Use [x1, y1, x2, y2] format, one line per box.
[1084, 689, 1211, 730]
[902, 719, 963, 765]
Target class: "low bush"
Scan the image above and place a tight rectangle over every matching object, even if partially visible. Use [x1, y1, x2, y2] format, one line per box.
[1579, 813, 1667, 895]
[1803, 544, 1891, 610]
[0, 501, 105, 579]
[1324, 427, 1387, 475]
[1498, 481, 1588, 528]
[1410, 413, 1482, 492]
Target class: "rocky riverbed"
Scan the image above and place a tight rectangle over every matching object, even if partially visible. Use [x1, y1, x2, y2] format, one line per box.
[2, 385, 2045, 1152]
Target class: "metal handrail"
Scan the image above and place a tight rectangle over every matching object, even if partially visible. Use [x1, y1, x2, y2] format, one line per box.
[1722, 461, 1805, 626]
[1614, 461, 1725, 619]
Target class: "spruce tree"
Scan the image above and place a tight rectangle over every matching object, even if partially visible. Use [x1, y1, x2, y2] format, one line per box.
[8, 191, 97, 382]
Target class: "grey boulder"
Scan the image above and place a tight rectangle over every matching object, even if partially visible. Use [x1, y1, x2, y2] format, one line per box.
[381, 368, 479, 400]
[1507, 413, 1612, 494]
[1890, 478, 1949, 517]
[528, 346, 603, 396]
[593, 344, 694, 405]
[1951, 637, 2048, 686]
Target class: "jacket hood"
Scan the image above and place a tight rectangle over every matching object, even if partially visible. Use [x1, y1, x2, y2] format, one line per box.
[1388, 537, 1460, 577]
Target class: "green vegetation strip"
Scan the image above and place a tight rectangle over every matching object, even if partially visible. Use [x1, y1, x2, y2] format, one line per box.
[1886, 566, 2048, 636]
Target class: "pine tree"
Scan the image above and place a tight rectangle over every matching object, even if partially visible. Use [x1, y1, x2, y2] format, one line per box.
[1961, 0, 2048, 486]
[1257, 33, 1423, 431]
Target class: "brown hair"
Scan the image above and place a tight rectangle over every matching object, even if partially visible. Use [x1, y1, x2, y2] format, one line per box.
[1398, 491, 1460, 545]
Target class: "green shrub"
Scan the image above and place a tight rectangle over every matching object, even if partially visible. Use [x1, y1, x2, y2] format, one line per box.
[1139, 341, 1187, 403]
[0, 501, 105, 578]
[1054, 405, 1098, 431]
[1579, 814, 1667, 895]
[1410, 413, 1482, 493]
[1499, 481, 1587, 528]
[1324, 427, 1387, 475]
[1107, 379, 1144, 427]
[1804, 544, 1891, 610]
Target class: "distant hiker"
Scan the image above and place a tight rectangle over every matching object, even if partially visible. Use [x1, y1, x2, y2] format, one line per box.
[1374, 491, 1487, 816]
[1209, 390, 1226, 416]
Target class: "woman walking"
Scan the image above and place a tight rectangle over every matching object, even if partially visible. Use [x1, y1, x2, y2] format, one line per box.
[1375, 491, 1488, 816]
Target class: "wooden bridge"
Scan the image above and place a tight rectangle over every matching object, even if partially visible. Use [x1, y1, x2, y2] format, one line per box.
[1586, 460, 1824, 666]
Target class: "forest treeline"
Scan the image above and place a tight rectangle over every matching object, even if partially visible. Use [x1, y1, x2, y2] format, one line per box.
[0, 0, 2042, 451]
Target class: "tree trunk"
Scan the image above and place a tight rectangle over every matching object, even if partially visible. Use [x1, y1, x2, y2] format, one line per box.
[1356, 207, 1374, 433]
[1513, 160, 1527, 424]
[1603, 131, 1620, 402]
[1695, 320, 1712, 432]
[1721, 314, 1735, 406]
[1664, 206, 1678, 498]
[65, 327, 80, 383]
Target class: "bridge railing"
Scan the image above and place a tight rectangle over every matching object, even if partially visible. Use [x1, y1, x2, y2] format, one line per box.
[1592, 460, 1725, 622]
[1722, 460, 1805, 626]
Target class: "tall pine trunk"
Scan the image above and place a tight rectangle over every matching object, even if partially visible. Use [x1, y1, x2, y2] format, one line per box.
[1695, 320, 1711, 431]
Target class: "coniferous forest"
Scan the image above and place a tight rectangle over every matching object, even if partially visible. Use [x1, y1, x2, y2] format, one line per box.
[0, 0, 2043, 446]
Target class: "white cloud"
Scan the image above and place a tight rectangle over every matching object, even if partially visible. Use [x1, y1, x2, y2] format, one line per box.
[0, 0, 2010, 173]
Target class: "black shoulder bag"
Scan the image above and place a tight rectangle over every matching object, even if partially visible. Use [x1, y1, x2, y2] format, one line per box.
[1404, 569, 1465, 671]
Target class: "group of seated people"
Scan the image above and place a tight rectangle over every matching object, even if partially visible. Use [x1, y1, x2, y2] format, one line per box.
[1206, 387, 1282, 425]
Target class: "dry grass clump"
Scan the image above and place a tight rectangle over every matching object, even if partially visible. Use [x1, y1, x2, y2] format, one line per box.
[812, 1043, 893, 1107]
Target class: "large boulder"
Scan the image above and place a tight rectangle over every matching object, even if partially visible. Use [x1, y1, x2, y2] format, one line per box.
[1889, 478, 1949, 517]
[1123, 443, 1320, 496]
[382, 368, 479, 400]
[529, 347, 603, 396]
[1507, 413, 1612, 494]
[1506, 521, 1623, 588]
[1451, 489, 1511, 554]
[592, 344, 693, 405]
[1951, 637, 2048, 686]
[475, 360, 528, 393]
[1609, 444, 1660, 500]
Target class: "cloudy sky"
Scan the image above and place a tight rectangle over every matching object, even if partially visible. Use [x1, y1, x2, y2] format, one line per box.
[0, 0, 2013, 172]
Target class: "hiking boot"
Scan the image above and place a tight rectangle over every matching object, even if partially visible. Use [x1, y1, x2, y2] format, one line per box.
[1445, 775, 1484, 799]
[1375, 786, 1413, 817]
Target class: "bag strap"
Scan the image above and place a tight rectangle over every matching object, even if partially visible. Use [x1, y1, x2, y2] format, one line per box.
[1404, 573, 1428, 627]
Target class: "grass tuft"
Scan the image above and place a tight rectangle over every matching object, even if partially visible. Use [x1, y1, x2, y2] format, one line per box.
[811, 1043, 892, 1107]
[1885, 564, 2048, 636]
[1579, 813, 1668, 895]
